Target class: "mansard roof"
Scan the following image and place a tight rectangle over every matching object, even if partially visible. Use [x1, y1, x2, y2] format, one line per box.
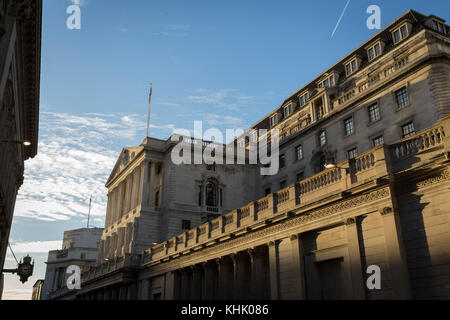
[248, 9, 447, 132]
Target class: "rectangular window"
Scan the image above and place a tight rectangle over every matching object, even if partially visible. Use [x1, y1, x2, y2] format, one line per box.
[330, 75, 334, 86]
[394, 30, 401, 43]
[346, 63, 352, 76]
[295, 145, 303, 160]
[344, 117, 354, 136]
[368, 103, 380, 122]
[264, 187, 271, 196]
[182, 219, 191, 230]
[270, 114, 278, 127]
[400, 25, 408, 38]
[279, 154, 286, 168]
[394, 25, 409, 43]
[319, 131, 327, 147]
[296, 172, 305, 182]
[396, 87, 410, 109]
[323, 78, 329, 88]
[373, 136, 384, 147]
[368, 48, 375, 60]
[374, 43, 381, 56]
[284, 104, 293, 118]
[402, 122, 415, 138]
[300, 95, 305, 106]
[348, 148, 358, 160]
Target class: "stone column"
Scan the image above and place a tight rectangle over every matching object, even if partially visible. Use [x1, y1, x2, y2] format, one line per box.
[231, 254, 241, 300]
[180, 268, 191, 300]
[380, 207, 412, 299]
[290, 234, 306, 300]
[215, 258, 227, 299]
[119, 285, 128, 300]
[345, 217, 366, 299]
[191, 265, 202, 299]
[247, 249, 257, 299]
[268, 241, 279, 300]
[140, 161, 148, 206]
[148, 162, 156, 208]
[127, 283, 137, 300]
[202, 262, 214, 300]
[117, 182, 124, 219]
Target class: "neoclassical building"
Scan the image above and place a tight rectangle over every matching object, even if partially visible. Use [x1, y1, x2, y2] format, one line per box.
[0, 0, 41, 299]
[72, 10, 449, 300]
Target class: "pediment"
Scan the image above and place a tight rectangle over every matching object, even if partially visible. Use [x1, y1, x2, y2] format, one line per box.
[106, 146, 144, 186]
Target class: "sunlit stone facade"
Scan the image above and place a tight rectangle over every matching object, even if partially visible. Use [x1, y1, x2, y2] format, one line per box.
[72, 10, 450, 300]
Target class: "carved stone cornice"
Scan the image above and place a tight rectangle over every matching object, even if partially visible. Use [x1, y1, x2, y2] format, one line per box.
[416, 169, 449, 189]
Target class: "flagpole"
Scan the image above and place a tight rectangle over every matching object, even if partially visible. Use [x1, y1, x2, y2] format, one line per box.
[147, 83, 152, 138]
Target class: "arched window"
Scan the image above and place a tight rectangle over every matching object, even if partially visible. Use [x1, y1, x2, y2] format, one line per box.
[205, 179, 218, 207]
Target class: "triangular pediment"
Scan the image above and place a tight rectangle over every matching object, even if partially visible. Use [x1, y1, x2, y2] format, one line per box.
[106, 146, 144, 186]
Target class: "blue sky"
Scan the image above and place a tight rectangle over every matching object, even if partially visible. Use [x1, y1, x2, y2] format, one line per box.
[3, 0, 450, 299]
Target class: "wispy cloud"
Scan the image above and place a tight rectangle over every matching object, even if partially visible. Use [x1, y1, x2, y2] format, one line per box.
[165, 24, 191, 31]
[15, 111, 177, 223]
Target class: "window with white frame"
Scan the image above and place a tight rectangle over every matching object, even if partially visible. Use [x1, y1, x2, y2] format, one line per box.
[344, 117, 354, 136]
[373, 135, 384, 147]
[395, 87, 410, 109]
[348, 148, 358, 160]
[368, 103, 380, 122]
[402, 122, 415, 138]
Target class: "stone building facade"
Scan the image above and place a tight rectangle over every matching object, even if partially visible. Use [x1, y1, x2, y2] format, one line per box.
[72, 10, 450, 300]
[0, 0, 41, 299]
[41, 228, 103, 300]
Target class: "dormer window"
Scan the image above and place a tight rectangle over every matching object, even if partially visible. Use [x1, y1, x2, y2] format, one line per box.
[367, 42, 382, 61]
[318, 75, 336, 88]
[270, 114, 278, 127]
[345, 59, 358, 76]
[432, 20, 446, 34]
[299, 92, 309, 107]
[392, 23, 409, 44]
[284, 104, 293, 118]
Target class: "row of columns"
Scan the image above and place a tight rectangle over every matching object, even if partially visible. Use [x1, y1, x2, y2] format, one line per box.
[100, 222, 135, 259]
[105, 160, 162, 229]
[78, 283, 137, 300]
[165, 245, 271, 300]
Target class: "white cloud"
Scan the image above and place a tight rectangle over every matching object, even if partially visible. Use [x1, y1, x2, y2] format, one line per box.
[14, 111, 166, 223]
[8, 240, 62, 254]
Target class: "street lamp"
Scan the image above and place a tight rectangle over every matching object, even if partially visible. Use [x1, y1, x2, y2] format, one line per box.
[0, 140, 31, 146]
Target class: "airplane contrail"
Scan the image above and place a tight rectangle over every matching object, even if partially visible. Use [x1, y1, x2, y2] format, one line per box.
[331, 0, 351, 38]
